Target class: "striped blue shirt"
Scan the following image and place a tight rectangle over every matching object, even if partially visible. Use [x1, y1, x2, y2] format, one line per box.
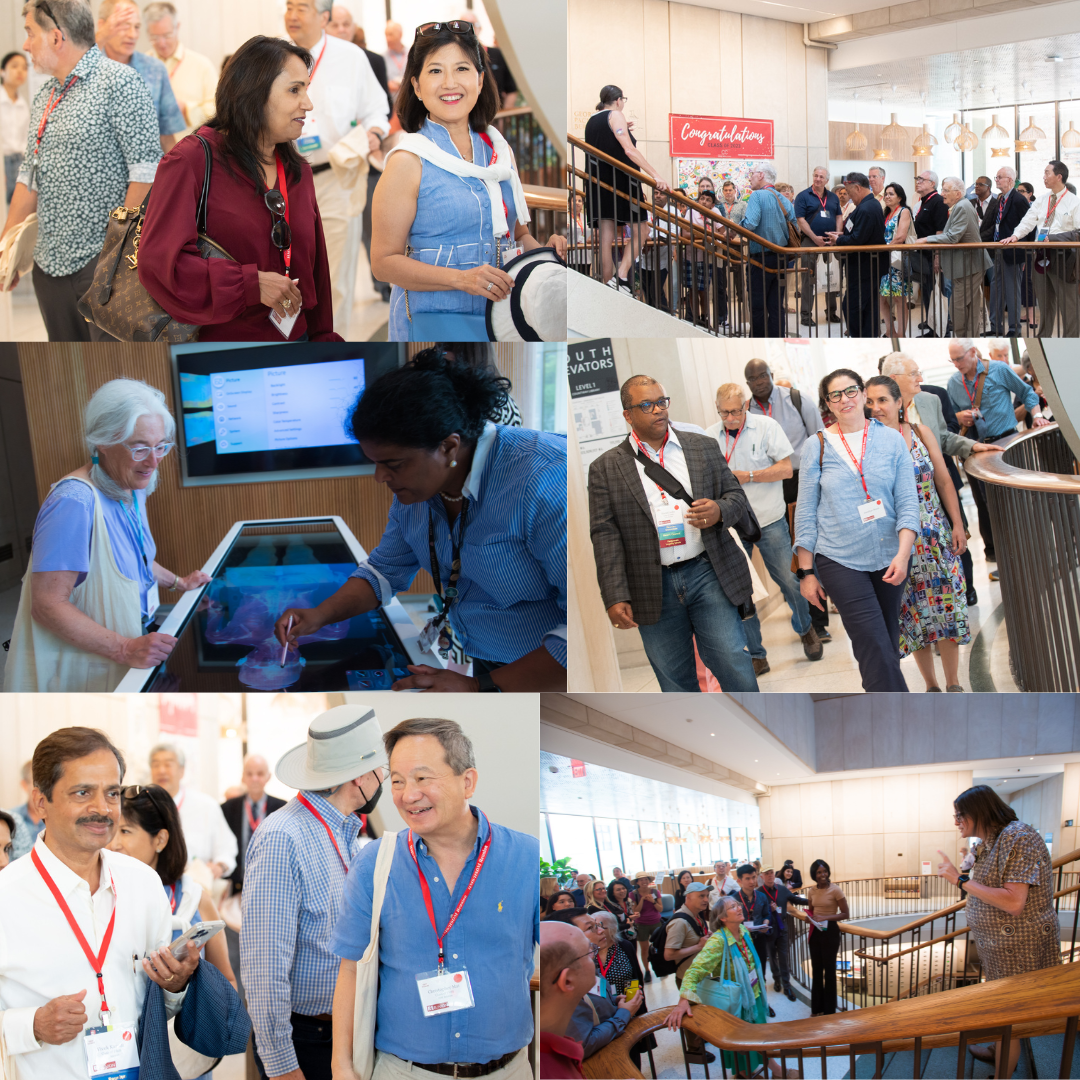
[350, 422, 568, 667]
[741, 186, 797, 253]
[946, 360, 1038, 439]
[240, 792, 366, 1076]
[331, 807, 540, 1064]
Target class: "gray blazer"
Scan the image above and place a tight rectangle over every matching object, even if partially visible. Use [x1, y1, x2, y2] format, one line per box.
[588, 431, 754, 626]
[912, 391, 976, 460]
[923, 198, 992, 279]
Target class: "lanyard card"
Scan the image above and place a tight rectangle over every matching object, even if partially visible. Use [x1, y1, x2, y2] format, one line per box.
[415, 967, 476, 1016]
[857, 499, 886, 524]
[297, 113, 322, 154]
[416, 616, 443, 655]
[83, 1023, 140, 1080]
[654, 502, 686, 547]
[269, 287, 301, 338]
[145, 583, 160, 620]
[820, 209, 830, 219]
[748, 967, 759, 986]
[591, 975, 608, 998]
[1037, 226, 1051, 242]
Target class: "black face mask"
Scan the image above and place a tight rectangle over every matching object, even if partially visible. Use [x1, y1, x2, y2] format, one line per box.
[357, 776, 384, 817]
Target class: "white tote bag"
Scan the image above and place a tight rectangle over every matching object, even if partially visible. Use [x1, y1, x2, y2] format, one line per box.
[352, 833, 397, 1080]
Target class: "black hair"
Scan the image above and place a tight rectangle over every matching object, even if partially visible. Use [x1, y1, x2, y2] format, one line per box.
[396, 29, 499, 133]
[1, 52, 25, 73]
[844, 171, 870, 189]
[120, 784, 188, 887]
[677, 870, 694, 885]
[954, 784, 1018, 837]
[348, 349, 511, 449]
[608, 879, 629, 899]
[546, 906, 591, 925]
[809, 859, 831, 882]
[865, 374, 903, 420]
[543, 890, 577, 914]
[736, 863, 756, 878]
[780, 865, 795, 880]
[34, 727, 126, 801]
[207, 35, 312, 189]
[783, 859, 793, 866]
[1050, 159, 1070, 184]
[0, 809, 15, 855]
[596, 84, 623, 110]
[884, 182, 909, 209]
[819, 368, 865, 413]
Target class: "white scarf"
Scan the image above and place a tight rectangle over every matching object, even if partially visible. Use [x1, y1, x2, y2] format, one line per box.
[386, 124, 531, 239]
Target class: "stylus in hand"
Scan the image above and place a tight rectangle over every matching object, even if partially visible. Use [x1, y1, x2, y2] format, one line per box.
[280, 615, 294, 667]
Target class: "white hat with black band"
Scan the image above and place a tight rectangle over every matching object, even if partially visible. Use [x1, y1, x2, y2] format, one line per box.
[485, 246, 567, 342]
[276, 705, 388, 790]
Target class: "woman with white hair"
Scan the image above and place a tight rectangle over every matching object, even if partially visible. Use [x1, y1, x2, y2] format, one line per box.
[4, 379, 210, 692]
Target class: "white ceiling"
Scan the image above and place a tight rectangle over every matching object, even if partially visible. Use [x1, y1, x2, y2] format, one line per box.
[566, 693, 815, 781]
[676, 0, 897, 24]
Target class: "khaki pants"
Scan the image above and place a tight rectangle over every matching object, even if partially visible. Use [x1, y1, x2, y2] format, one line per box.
[313, 166, 364, 339]
[373, 1049, 532, 1080]
[950, 271, 985, 336]
[1033, 265, 1080, 336]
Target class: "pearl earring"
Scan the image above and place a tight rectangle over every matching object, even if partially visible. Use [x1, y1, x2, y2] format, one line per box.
[450, 460, 457, 468]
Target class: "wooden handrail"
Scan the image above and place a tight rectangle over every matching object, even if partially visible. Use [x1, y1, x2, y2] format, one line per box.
[495, 105, 534, 120]
[1055, 847, 1080, 869]
[963, 425, 1080, 494]
[581, 961, 1080, 1079]
[790, 900, 968, 940]
[523, 184, 567, 213]
[855, 924, 971, 964]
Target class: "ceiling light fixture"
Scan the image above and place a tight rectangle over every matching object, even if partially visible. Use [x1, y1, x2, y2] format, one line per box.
[1063, 121, 1080, 148]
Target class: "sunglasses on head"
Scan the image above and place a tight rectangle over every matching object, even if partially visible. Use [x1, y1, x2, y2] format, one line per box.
[415, 20, 477, 38]
[121, 784, 170, 816]
[264, 189, 292, 253]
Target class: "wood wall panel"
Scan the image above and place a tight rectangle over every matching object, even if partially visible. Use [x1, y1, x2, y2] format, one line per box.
[17, 343, 537, 597]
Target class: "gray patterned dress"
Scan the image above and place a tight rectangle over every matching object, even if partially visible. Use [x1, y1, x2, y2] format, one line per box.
[966, 820, 1061, 981]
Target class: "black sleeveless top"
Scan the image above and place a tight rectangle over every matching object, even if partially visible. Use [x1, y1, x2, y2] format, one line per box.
[584, 110, 636, 168]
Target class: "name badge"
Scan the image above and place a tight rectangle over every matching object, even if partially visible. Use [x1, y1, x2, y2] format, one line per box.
[820, 209, 830, 219]
[1037, 227, 1050, 242]
[296, 113, 322, 154]
[415, 968, 476, 1016]
[857, 499, 886, 524]
[146, 583, 160, 620]
[83, 1023, 140, 1080]
[654, 502, 686, 547]
[748, 967, 759, 987]
[417, 617, 441, 654]
[591, 976, 608, 998]
[269, 287, 302, 339]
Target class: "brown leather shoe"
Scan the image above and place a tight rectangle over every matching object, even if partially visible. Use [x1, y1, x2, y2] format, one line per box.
[800, 627, 823, 660]
[753, 657, 771, 676]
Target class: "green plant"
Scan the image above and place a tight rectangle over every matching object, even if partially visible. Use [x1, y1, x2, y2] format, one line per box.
[540, 856, 578, 886]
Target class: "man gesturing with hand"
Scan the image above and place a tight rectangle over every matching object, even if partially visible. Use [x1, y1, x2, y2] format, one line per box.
[0, 727, 200, 1079]
[587, 374, 759, 691]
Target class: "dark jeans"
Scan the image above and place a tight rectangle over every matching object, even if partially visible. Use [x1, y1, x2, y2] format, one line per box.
[741, 517, 812, 659]
[784, 470, 828, 633]
[765, 928, 791, 988]
[31, 257, 117, 342]
[843, 274, 877, 337]
[815, 553, 909, 692]
[637, 553, 759, 691]
[809, 921, 841, 1015]
[990, 259, 1022, 334]
[748, 251, 783, 336]
[253, 1013, 333, 1080]
[640, 266, 669, 311]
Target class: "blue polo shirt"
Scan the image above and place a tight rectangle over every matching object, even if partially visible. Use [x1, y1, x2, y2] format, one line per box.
[947, 360, 1039, 440]
[793, 187, 842, 236]
[331, 808, 540, 1064]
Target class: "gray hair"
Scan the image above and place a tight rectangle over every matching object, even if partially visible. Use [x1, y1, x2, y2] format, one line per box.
[955, 338, 976, 353]
[383, 718, 476, 775]
[97, 0, 140, 22]
[20, 760, 33, 784]
[757, 163, 777, 185]
[315, 0, 333, 12]
[23, 0, 96, 47]
[869, 166, 886, 178]
[593, 909, 620, 943]
[715, 894, 740, 918]
[996, 165, 1017, 181]
[812, 166, 830, 178]
[142, 1, 176, 23]
[149, 742, 185, 768]
[921, 169, 940, 187]
[84, 379, 175, 457]
[881, 352, 915, 376]
[941, 176, 964, 194]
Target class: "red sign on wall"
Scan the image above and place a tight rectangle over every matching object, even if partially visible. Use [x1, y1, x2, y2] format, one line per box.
[669, 114, 775, 159]
[571, 759, 587, 778]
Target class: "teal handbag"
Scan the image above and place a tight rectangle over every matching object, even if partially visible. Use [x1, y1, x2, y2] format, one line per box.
[406, 311, 491, 341]
[695, 936, 743, 1016]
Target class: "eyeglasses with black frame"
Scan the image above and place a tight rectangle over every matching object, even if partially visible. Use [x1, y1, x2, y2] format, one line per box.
[415, 20, 477, 38]
[121, 784, 169, 814]
[547, 944, 599, 984]
[825, 385, 862, 403]
[627, 397, 671, 414]
[264, 189, 292, 255]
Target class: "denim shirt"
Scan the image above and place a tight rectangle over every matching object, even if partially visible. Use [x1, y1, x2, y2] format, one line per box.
[792, 420, 919, 571]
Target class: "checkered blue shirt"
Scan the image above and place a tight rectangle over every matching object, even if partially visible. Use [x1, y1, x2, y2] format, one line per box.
[240, 792, 365, 1076]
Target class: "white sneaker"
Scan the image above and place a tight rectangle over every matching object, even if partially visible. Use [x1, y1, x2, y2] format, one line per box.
[606, 277, 619, 289]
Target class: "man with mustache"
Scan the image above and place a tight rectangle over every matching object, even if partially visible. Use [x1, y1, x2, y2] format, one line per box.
[0, 727, 200, 1078]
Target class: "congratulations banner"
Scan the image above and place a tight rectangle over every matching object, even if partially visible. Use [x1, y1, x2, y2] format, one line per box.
[669, 114, 774, 159]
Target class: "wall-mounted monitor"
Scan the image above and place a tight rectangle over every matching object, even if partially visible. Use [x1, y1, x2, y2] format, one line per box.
[170, 342, 404, 487]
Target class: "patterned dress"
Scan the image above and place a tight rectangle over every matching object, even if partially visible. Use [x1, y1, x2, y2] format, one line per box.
[899, 428, 970, 656]
[879, 208, 913, 297]
[966, 821, 1061, 981]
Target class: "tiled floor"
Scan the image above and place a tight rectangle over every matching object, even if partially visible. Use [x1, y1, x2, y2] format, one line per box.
[619, 487, 1018, 694]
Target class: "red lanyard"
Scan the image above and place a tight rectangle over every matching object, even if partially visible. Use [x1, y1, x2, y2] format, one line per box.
[751, 398, 772, 418]
[175, 789, 185, 810]
[837, 421, 871, 501]
[32, 848, 117, 1021]
[297, 793, 348, 874]
[630, 428, 675, 501]
[597, 949, 615, 980]
[168, 52, 185, 80]
[35, 75, 78, 161]
[816, 190, 829, 211]
[476, 131, 511, 237]
[962, 366, 982, 409]
[166, 883, 178, 914]
[245, 799, 263, 834]
[723, 423, 745, 463]
[274, 154, 293, 272]
[738, 890, 755, 919]
[1045, 192, 1060, 226]
[762, 885, 778, 905]
[309, 37, 328, 84]
[407, 812, 491, 970]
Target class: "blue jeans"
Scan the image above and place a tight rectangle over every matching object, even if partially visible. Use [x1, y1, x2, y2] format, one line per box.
[637, 553, 759, 692]
[741, 517, 812, 659]
[3, 153, 21, 205]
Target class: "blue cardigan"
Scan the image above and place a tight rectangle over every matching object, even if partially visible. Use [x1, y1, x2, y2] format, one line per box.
[793, 419, 919, 572]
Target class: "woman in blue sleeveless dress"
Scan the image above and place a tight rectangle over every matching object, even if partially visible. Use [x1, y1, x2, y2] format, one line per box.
[371, 21, 567, 340]
[109, 784, 237, 1079]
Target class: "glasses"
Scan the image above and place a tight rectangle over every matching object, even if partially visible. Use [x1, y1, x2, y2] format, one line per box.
[628, 397, 670, 414]
[718, 407, 744, 418]
[121, 784, 170, 814]
[265, 189, 292, 254]
[954, 813, 967, 824]
[148, 31, 177, 42]
[548, 945, 599, 984]
[825, 385, 861, 403]
[125, 442, 174, 462]
[415, 20, 477, 37]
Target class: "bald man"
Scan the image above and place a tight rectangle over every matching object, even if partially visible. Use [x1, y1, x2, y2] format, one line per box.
[221, 755, 287, 893]
[328, 4, 355, 38]
[383, 20, 407, 99]
[539, 922, 593, 1080]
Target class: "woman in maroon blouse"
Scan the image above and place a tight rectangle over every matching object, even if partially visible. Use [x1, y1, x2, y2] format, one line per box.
[138, 36, 341, 341]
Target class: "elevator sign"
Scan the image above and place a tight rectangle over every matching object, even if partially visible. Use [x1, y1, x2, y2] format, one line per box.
[669, 114, 775, 159]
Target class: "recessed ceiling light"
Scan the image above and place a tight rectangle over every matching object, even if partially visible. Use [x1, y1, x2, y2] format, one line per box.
[710, 733, 716, 736]
[754, 759, 759, 762]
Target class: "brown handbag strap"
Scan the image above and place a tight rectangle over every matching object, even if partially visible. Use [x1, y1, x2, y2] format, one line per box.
[771, 189, 798, 244]
[96, 217, 138, 304]
[818, 430, 825, 467]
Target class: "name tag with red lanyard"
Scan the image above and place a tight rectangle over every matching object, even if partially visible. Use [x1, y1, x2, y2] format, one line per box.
[477, 132, 521, 263]
[269, 154, 301, 338]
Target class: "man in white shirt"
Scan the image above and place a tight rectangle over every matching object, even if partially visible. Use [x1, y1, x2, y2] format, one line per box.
[0, 727, 200, 1079]
[285, 0, 390, 339]
[142, 1, 218, 138]
[1001, 159, 1080, 335]
[705, 383, 822, 676]
[868, 166, 887, 210]
[150, 742, 237, 879]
